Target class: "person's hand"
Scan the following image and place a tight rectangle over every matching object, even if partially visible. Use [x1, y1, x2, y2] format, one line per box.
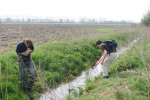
[28, 49, 32, 53]
[19, 53, 23, 56]
[96, 60, 100, 65]
[26, 49, 32, 53]
[101, 61, 104, 65]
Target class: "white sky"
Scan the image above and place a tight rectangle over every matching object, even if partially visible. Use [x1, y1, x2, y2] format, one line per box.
[0, 0, 150, 22]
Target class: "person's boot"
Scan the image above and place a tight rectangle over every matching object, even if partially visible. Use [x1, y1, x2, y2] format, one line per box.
[28, 87, 34, 100]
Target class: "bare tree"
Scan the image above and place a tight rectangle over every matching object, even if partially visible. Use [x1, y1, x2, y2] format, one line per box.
[5, 17, 11, 23]
[59, 19, 63, 23]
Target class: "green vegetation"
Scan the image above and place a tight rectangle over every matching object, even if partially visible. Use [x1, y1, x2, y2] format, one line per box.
[77, 29, 150, 100]
[0, 27, 139, 99]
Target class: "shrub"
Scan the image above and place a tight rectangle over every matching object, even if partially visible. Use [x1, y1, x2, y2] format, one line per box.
[110, 50, 144, 73]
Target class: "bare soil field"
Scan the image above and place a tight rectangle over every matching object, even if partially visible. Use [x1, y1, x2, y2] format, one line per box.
[0, 23, 127, 53]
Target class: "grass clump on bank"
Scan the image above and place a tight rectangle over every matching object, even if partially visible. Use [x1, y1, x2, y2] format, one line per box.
[0, 27, 139, 99]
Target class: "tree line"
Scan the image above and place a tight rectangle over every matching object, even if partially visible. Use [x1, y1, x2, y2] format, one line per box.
[0, 17, 135, 24]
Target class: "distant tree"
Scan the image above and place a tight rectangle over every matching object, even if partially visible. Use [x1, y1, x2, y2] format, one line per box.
[141, 10, 150, 26]
[67, 19, 69, 23]
[5, 17, 11, 23]
[22, 18, 25, 23]
[59, 19, 63, 23]
[27, 18, 32, 23]
[80, 17, 87, 23]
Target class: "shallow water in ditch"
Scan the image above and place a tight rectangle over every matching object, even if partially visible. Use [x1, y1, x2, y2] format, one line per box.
[36, 39, 138, 100]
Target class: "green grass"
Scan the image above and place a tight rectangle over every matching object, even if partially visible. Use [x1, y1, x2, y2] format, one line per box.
[77, 70, 150, 100]
[0, 27, 139, 100]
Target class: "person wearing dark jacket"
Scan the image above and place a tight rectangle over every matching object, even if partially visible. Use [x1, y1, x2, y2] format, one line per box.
[16, 39, 34, 92]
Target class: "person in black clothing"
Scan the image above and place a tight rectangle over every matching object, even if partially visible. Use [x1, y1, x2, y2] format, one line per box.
[16, 39, 35, 92]
[96, 40, 112, 78]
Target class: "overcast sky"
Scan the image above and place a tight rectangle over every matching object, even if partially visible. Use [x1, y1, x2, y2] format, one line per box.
[0, 0, 150, 22]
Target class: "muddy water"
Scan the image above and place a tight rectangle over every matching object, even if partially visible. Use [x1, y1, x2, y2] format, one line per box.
[37, 39, 138, 100]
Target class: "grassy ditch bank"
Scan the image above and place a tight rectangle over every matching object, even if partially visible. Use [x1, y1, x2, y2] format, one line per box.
[0, 27, 139, 100]
[75, 28, 150, 100]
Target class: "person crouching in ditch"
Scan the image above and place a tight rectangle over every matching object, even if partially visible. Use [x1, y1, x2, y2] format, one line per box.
[95, 40, 110, 79]
[16, 39, 35, 93]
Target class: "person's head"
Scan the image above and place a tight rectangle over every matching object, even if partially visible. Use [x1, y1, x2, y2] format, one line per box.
[24, 39, 32, 47]
[96, 40, 102, 47]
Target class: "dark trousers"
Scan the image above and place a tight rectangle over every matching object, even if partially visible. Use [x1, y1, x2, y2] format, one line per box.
[18, 56, 35, 88]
